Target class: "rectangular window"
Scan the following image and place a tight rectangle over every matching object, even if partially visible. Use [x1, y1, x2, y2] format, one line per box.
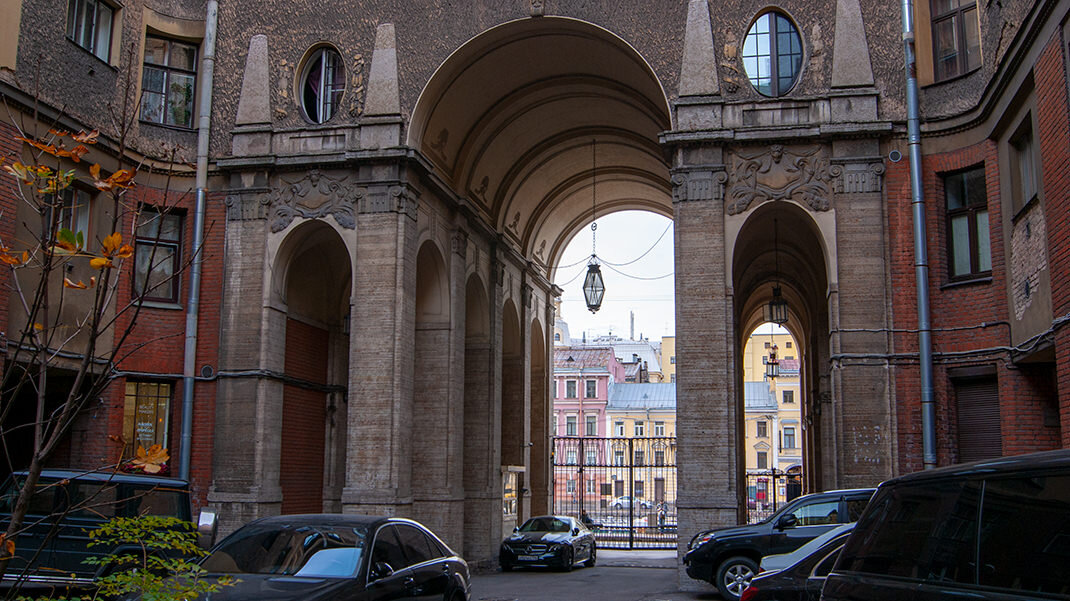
[585, 449, 598, 466]
[566, 380, 577, 398]
[931, 0, 980, 81]
[670, 356, 675, 364]
[785, 341, 792, 348]
[654, 421, 665, 436]
[566, 449, 577, 465]
[585, 414, 597, 437]
[141, 36, 198, 128]
[757, 421, 768, 438]
[614, 421, 624, 437]
[1011, 118, 1037, 212]
[757, 451, 768, 469]
[944, 166, 990, 279]
[614, 449, 625, 466]
[585, 379, 597, 398]
[634, 481, 644, 498]
[782, 390, 794, 404]
[566, 479, 576, 493]
[565, 415, 577, 436]
[655, 449, 665, 466]
[123, 380, 172, 454]
[670, 374, 676, 383]
[46, 186, 92, 242]
[134, 207, 183, 303]
[585, 479, 597, 494]
[634, 449, 645, 465]
[783, 426, 796, 449]
[66, 0, 114, 62]
[634, 421, 645, 437]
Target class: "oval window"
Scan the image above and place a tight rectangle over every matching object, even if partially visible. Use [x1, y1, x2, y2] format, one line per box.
[300, 47, 345, 123]
[741, 11, 803, 97]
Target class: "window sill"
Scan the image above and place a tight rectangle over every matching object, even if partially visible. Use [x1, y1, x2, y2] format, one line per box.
[138, 120, 197, 134]
[922, 65, 982, 88]
[1011, 194, 1040, 223]
[940, 274, 992, 290]
[66, 37, 118, 70]
[136, 300, 184, 311]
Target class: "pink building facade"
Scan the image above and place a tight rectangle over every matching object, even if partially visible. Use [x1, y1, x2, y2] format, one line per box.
[552, 347, 626, 439]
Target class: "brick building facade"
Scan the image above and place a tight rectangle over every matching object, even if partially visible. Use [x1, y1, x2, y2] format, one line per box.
[1, 0, 1068, 583]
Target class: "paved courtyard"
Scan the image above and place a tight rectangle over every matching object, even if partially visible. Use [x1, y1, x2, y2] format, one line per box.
[470, 550, 721, 601]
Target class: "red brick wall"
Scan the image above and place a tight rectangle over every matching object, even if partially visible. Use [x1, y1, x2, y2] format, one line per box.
[887, 30, 1069, 473]
[0, 121, 19, 377]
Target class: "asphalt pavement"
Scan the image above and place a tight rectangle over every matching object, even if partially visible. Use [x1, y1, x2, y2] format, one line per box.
[470, 550, 721, 601]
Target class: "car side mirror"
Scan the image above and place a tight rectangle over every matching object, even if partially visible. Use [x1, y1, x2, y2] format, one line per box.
[370, 561, 394, 581]
[196, 509, 218, 549]
[513, 526, 520, 533]
[776, 514, 798, 530]
[572, 528, 580, 536]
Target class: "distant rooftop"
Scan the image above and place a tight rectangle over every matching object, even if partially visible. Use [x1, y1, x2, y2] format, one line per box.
[744, 381, 778, 411]
[607, 382, 676, 410]
[554, 346, 616, 370]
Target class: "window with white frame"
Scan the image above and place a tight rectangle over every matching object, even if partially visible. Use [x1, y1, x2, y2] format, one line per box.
[655, 449, 665, 466]
[300, 46, 345, 123]
[783, 390, 795, 404]
[140, 36, 198, 128]
[757, 451, 768, 469]
[566, 449, 577, 465]
[634, 421, 645, 437]
[566, 479, 576, 493]
[565, 415, 577, 436]
[585, 449, 598, 466]
[585, 414, 597, 436]
[614, 449, 624, 466]
[566, 380, 577, 398]
[585, 379, 597, 398]
[46, 186, 92, 242]
[614, 421, 624, 436]
[634, 449, 645, 465]
[757, 421, 768, 438]
[654, 421, 665, 436]
[66, 0, 114, 62]
[783, 426, 796, 449]
[586, 480, 597, 494]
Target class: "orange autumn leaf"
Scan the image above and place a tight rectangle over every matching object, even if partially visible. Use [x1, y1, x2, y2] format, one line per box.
[15, 135, 57, 155]
[32, 323, 43, 331]
[63, 277, 88, 289]
[55, 144, 89, 163]
[129, 444, 169, 474]
[0, 534, 13, 559]
[89, 257, 112, 270]
[113, 244, 134, 259]
[101, 232, 123, 256]
[48, 128, 69, 137]
[72, 129, 99, 144]
[2, 161, 34, 184]
[89, 163, 101, 179]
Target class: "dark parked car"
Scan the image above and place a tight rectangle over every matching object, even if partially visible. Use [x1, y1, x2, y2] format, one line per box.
[0, 469, 213, 590]
[823, 449, 1070, 601]
[499, 515, 596, 571]
[684, 488, 874, 601]
[188, 514, 470, 601]
[741, 523, 855, 601]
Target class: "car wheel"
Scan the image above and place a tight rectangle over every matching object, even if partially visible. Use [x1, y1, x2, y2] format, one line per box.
[559, 546, 574, 572]
[584, 543, 597, 568]
[715, 556, 758, 601]
[500, 561, 512, 572]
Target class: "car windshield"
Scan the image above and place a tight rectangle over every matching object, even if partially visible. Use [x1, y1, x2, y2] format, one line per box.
[202, 523, 369, 578]
[519, 517, 570, 533]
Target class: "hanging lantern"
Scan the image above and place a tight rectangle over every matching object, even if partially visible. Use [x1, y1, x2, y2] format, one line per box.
[765, 284, 789, 325]
[583, 260, 605, 313]
[766, 343, 780, 379]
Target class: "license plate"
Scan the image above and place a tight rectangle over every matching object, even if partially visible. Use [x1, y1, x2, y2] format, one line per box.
[518, 555, 538, 561]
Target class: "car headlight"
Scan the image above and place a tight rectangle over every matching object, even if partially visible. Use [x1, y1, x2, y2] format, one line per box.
[690, 532, 715, 549]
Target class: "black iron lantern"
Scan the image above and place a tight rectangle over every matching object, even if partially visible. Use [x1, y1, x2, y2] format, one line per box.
[766, 285, 789, 325]
[583, 260, 605, 313]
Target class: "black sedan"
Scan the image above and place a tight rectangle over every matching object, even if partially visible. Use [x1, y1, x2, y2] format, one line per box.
[176, 514, 470, 601]
[741, 524, 854, 601]
[499, 515, 596, 572]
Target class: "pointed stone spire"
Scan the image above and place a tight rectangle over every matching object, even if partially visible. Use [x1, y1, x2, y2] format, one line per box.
[365, 23, 400, 116]
[679, 0, 719, 96]
[235, 35, 270, 125]
[831, 0, 875, 88]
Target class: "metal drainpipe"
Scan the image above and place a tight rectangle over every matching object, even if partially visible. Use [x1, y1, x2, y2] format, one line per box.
[179, 0, 218, 482]
[901, 0, 937, 469]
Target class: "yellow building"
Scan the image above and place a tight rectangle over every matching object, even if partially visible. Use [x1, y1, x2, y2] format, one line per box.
[742, 327, 802, 511]
[603, 383, 677, 511]
[660, 336, 676, 383]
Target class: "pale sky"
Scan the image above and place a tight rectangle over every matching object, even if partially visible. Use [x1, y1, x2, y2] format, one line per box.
[554, 211, 676, 342]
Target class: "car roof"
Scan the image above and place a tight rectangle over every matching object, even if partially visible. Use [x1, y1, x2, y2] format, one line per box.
[524, 514, 575, 522]
[761, 523, 855, 571]
[242, 513, 427, 530]
[886, 448, 1070, 486]
[13, 469, 189, 488]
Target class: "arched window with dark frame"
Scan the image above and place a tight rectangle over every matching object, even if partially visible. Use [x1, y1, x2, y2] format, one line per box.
[741, 11, 803, 97]
[300, 46, 345, 124]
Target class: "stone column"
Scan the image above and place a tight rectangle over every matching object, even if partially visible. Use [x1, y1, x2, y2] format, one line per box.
[342, 185, 419, 515]
[672, 161, 736, 591]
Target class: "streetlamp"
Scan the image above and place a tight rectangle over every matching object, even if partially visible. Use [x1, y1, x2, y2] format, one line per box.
[765, 218, 789, 325]
[584, 139, 605, 313]
[765, 343, 779, 379]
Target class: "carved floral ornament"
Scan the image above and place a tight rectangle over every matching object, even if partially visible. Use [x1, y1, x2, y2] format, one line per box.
[725, 145, 834, 215]
[265, 170, 418, 232]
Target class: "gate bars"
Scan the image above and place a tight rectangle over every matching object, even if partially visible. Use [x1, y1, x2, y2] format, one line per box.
[551, 437, 677, 549]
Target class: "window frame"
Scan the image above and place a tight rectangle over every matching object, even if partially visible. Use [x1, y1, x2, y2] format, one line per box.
[783, 390, 795, 404]
[634, 421, 645, 437]
[46, 185, 93, 243]
[565, 415, 577, 437]
[123, 380, 173, 455]
[757, 451, 768, 469]
[565, 380, 577, 399]
[654, 421, 665, 436]
[930, 0, 981, 82]
[585, 379, 597, 399]
[299, 45, 346, 124]
[140, 35, 199, 129]
[66, 0, 115, 63]
[943, 165, 991, 281]
[783, 426, 796, 449]
[585, 414, 598, 437]
[757, 421, 768, 438]
[134, 206, 184, 304]
[1009, 115, 1038, 214]
[741, 10, 804, 97]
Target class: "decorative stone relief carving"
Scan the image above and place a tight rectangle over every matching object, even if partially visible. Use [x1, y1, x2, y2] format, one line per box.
[268, 170, 361, 232]
[726, 145, 834, 215]
[452, 228, 468, 258]
[530, 0, 544, 17]
[534, 240, 547, 264]
[831, 160, 885, 194]
[349, 53, 366, 117]
[358, 185, 418, 219]
[508, 212, 521, 234]
[225, 193, 271, 220]
[671, 169, 727, 203]
[521, 284, 532, 312]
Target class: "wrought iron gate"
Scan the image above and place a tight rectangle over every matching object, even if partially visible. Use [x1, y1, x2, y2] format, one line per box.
[552, 437, 677, 549]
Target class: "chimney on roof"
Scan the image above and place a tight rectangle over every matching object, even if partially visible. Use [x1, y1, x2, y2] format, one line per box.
[630, 311, 635, 340]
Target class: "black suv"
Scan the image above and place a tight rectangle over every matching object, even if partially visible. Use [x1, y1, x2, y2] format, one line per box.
[0, 469, 216, 590]
[824, 449, 1070, 601]
[684, 487, 874, 601]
